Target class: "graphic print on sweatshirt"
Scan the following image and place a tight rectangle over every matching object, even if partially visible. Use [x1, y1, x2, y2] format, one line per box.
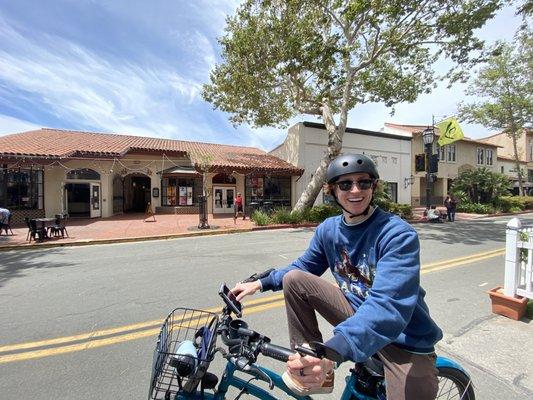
[334, 247, 376, 299]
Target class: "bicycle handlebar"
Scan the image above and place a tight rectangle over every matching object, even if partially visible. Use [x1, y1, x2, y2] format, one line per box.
[240, 268, 275, 283]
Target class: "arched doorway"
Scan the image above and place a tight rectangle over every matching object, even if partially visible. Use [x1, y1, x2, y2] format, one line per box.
[123, 173, 151, 212]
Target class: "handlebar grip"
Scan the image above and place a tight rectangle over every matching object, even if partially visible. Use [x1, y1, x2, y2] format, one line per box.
[241, 268, 275, 283]
[260, 343, 295, 362]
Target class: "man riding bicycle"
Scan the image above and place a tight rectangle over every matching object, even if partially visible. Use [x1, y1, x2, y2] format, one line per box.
[231, 153, 443, 399]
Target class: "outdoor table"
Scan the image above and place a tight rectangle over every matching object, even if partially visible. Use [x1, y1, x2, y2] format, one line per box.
[33, 218, 56, 238]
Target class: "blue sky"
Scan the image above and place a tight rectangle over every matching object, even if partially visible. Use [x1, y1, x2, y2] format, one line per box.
[0, 1, 523, 150]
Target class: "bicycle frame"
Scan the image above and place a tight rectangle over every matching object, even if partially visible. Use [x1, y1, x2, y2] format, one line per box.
[174, 355, 469, 400]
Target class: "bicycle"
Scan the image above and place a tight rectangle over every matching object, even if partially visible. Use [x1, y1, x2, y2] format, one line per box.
[149, 270, 475, 400]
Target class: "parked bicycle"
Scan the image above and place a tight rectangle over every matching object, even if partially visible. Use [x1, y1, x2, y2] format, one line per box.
[149, 270, 475, 400]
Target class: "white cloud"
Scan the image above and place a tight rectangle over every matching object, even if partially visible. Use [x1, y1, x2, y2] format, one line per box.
[0, 14, 214, 140]
[0, 114, 41, 135]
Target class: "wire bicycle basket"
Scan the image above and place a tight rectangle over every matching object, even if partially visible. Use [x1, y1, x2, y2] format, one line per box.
[149, 308, 218, 400]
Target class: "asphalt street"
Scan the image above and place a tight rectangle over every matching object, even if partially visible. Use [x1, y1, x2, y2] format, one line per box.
[0, 214, 532, 399]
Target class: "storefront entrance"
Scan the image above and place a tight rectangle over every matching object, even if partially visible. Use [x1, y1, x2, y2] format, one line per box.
[124, 175, 151, 212]
[213, 186, 235, 214]
[65, 183, 90, 218]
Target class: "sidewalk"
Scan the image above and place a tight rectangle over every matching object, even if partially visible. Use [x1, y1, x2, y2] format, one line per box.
[0, 213, 260, 250]
[0, 209, 528, 251]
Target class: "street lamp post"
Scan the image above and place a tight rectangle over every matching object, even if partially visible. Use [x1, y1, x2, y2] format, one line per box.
[422, 127, 435, 211]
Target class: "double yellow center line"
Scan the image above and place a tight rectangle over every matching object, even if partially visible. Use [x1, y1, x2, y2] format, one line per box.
[0, 248, 505, 364]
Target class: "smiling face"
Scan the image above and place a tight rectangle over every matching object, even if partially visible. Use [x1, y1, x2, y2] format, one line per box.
[333, 172, 374, 218]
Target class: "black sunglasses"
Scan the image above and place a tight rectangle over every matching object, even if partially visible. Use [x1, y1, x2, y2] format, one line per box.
[335, 179, 375, 191]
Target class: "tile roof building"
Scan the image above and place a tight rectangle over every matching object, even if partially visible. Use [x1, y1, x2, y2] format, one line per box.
[0, 128, 303, 223]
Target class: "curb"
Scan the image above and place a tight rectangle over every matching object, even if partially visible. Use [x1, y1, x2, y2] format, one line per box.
[2, 211, 531, 252]
[0, 223, 320, 252]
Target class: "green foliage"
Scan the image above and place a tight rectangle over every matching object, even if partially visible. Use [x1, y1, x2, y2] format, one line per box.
[388, 204, 414, 219]
[270, 208, 307, 224]
[204, 0, 502, 210]
[306, 204, 342, 222]
[458, 33, 533, 194]
[205, 0, 502, 128]
[494, 196, 525, 212]
[515, 196, 533, 209]
[251, 210, 271, 226]
[456, 202, 495, 214]
[451, 167, 511, 204]
[527, 300, 533, 319]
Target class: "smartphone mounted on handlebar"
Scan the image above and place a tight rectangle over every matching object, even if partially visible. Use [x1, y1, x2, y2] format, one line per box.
[219, 283, 243, 318]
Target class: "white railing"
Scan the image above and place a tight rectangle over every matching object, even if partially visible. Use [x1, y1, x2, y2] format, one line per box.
[505, 218, 533, 300]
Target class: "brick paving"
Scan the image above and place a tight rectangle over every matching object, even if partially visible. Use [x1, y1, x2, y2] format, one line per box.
[0, 213, 256, 249]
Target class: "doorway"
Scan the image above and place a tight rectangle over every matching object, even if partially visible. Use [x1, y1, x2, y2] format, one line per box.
[65, 183, 90, 218]
[124, 175, 151, 212]
[213, 186, 235, 214]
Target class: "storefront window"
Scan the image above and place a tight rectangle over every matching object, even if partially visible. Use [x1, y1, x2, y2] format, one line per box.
[1, 167, 44, 210]
[245, 175, 291, 208]
[161, 177, 201, 206]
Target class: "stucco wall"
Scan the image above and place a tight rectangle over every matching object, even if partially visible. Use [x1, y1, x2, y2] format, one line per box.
[280, 123, 412, 205]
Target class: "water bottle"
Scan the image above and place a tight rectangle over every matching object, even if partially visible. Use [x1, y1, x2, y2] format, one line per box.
[169, 340, 198, 377]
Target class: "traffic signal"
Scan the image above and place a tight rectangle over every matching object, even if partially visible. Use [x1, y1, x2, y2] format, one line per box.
[429, 154, 439, 173]
[415, 154, 425, 172]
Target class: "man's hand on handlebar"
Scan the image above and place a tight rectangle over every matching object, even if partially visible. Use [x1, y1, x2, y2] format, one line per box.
[286, 352, 334, 389]
[231, 281, 261, 302]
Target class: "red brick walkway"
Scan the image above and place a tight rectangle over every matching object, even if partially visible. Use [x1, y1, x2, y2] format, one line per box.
[0, 213, 255, 249]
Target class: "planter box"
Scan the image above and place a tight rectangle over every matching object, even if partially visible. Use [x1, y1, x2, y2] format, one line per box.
[487, 286, 528, 321]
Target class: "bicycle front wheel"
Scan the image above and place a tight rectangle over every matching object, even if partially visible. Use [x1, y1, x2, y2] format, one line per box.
[436, 367, 475, 400]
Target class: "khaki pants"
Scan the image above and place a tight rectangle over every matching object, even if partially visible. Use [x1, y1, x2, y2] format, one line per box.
[282, 269, 438, 400]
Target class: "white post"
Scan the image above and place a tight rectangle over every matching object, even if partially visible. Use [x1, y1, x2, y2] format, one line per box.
[504, 218, 522, 297]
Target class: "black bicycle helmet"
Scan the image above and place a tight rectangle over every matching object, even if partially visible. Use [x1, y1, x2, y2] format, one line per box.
[326, 154, 379, 183]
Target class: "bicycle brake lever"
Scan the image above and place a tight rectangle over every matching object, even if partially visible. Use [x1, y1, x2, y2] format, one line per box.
[246, 364, 274, 390]
[294, 345, 318, 358]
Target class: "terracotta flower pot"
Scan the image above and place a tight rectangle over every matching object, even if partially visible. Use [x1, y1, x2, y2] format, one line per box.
[487, 286, 528, 321]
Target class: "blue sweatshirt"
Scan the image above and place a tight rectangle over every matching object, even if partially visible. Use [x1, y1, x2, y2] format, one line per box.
[260, 208, 443, 363]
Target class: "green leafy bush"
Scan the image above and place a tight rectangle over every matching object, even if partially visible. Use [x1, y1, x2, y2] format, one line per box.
[251, 210, 271, 226]
[514, 196, 533, 210]
[270, 208, 307, 224]
[495, 196, 525, 212]
[307, 204, 341, 222]
[388, 203, 413, 219]
[456, 202, 495, 214]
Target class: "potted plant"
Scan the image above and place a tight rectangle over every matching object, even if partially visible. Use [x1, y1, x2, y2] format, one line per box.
[487, 286, 528, 320]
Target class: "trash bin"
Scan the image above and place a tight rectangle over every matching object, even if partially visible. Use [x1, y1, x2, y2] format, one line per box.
[248, 202, 260, 216]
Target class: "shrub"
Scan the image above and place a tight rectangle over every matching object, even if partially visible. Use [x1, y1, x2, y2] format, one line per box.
[270, 208, 306, 224]
[494, 196, 524, 212]
[514, 196, 533, 210]
[388, 203, 413, 219]
[251, 210, 270, 226]
[456, 202, 495, 214]
[307, 204, 341, 222]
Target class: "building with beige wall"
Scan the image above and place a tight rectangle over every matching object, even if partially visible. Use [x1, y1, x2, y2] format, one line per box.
[271, 122, 413, 205]
[0, 128, 302, 224]
[479, 130, 533, 194]
[384, 123, 500, 206]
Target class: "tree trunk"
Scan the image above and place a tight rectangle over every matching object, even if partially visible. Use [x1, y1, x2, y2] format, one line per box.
[511, 130, 525, 196]
[292, 102, 346, 212]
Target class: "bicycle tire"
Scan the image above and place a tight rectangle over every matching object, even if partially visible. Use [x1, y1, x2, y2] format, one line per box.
[436, 366, 475, 400]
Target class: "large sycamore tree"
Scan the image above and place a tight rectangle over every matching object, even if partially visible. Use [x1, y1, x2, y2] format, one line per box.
[459, 30, 532, 195]
[203, 0, 502, 211]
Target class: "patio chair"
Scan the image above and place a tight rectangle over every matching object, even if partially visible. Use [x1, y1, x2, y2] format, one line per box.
[51, 214, 69, 238]
[0, 213, 13, 235]
[27, 219, 46, 242]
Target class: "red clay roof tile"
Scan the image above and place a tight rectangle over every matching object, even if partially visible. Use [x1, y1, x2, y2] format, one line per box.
[0, 128, 303, 174]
